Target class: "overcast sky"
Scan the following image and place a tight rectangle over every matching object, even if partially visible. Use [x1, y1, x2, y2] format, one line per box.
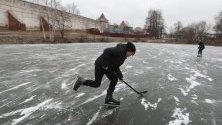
[61, 0, 221, 30]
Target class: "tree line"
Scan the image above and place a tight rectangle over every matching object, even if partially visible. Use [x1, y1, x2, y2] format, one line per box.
[144, 9, 222, 43]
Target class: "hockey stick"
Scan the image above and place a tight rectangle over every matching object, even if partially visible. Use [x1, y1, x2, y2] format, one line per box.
[121, 80, 148, 96]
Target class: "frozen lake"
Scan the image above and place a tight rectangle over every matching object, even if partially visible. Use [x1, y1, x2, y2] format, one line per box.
[0, 43, 222, 125]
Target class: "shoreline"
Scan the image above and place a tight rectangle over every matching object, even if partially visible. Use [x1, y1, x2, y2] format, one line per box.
[0, 31, 221, 46]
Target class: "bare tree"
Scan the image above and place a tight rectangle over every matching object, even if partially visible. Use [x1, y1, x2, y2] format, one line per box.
[174, 21, 183, 32]
[66, 3, 80, 15]
[41, 0, 60, 41]
[32, 0, 47, 40]
[193, 21, 211, 42]
[144, 9, 165, 38]
[181, 21, 210, 43]
[173, 21, 183, 39]
[30, 0, 56, 41]
[28, 0, 51, 6]
[181, 26, 196, 43]
[30, 0, 74, 39]
[168, 26, 175, 38]
[40, 17, 46, 40]
[52, 2, 72, 38]
[195, 21, 210, 36]
[214, 11, 222, 39]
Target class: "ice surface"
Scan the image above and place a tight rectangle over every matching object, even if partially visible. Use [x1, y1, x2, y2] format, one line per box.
[0, 43, 222, 125]
[0, 82, 31, 94]
[1, 99, 53, 125]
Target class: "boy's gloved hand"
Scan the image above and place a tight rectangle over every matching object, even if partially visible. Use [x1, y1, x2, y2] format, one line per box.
[119, 77, 123, 81]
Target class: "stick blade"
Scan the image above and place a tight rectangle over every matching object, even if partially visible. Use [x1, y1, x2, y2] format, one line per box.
[140, 90, 148, 94]
[103, 104, 120, 107]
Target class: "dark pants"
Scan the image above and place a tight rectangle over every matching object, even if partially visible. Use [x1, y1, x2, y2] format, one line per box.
[198, 49, 203, 56]
[83, 66, 118, 92]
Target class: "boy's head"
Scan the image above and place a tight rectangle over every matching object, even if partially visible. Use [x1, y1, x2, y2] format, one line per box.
[126, 42, 136, 57]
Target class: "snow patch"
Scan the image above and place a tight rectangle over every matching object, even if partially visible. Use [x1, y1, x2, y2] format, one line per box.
[173, 96, 180, 102]
[168, 108, 191, 125]
[179, 76, 201, 96]
[0, 99, 53, 125]
[165, 60, 182, 64]
[0, 82, 32, 94]
[115, 83, 127, 91]
[191, 100, 199, 105]
[125, 65, 133, 69]
[173, 96, 180, 106]
[190, 94, 199, 105]
[79, 90, 107, 106]
[77, 79, 108, 106]
[43, 101, 63, 110]
[176, 61, 183, 64]
[191, 94, 198, 100]
[185, 68, 213, 82]
[164, 60, 174, 63]
[205, 99, 216, 104]
[75, 93, 85, 98]
[168, 74, 178, 81]
[145, 67, 152, 70]
[91, 58, 96, 61]
[186, 76, 201, 90]
[142, 61, 148, 64]
[141, 98, 162, 110]
[87, 107, 102, 125]
[179, 88, 189, 96]
[135, 70, 144, 75]
[193, 70, 213, 82]
[216, 59, 222, 62]
[20, 95, 36, 104]
[101, 110, 115, 118]
[61, 82, 68, 90]
[19, 69, 42, 74]
[180, 68, 213, 96]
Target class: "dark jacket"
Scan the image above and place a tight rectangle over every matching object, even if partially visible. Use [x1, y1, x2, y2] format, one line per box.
[95, 44, 127, 79]
[198, 41, 205, 50]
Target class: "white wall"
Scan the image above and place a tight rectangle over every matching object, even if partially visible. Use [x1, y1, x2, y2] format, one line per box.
[0, 0, 107, 31]
[0, 1, 9, 27]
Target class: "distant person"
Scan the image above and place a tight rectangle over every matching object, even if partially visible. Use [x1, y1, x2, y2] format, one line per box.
[73, 42, 136, 105]
[197, 40, 205, 57]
